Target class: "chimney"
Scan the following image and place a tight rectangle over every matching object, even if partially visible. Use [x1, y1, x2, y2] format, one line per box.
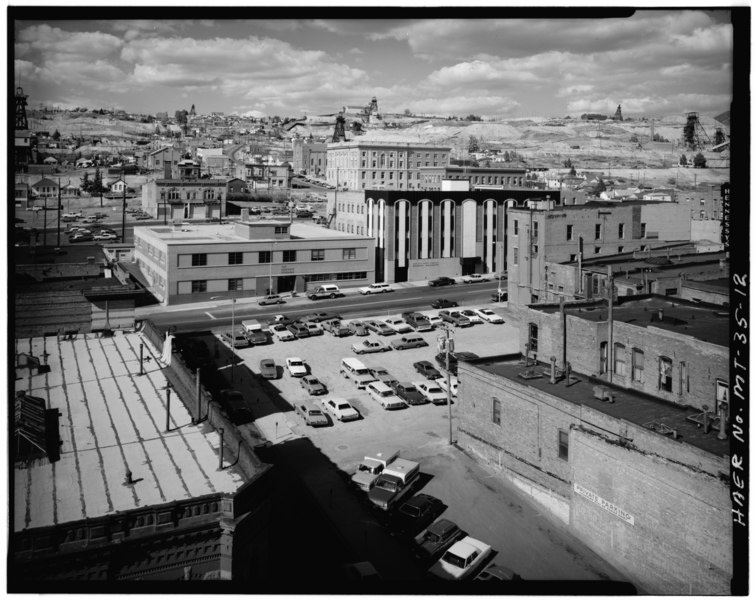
[241, 208, 250, 222]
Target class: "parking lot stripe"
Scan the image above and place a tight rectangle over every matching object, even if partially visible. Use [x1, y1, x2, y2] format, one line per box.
[205, 311, 217, 320]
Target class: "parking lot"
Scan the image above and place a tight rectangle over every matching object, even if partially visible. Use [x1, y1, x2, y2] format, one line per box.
[203, 304, 631, 586]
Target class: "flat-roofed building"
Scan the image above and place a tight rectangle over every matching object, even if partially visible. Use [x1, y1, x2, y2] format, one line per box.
[455, 295, 731, 594]
[292, 138, 327, 175]
[141, 177, 227, 222]
[419, 165, 528, 190]
[134, 217, 374, 304]
[326, 141, 452, 191]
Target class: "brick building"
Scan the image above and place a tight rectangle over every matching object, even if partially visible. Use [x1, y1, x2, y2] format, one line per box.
[455, 295, 731, 593]
[147, 146, 184, 178]
[141, 178, 227, 222]
[419, 165, 528, 190]
[291, 138, 327, 175]
[507, 201, 693, 309]
[325, 141, 451, 191]
[133, 216, 374, 304]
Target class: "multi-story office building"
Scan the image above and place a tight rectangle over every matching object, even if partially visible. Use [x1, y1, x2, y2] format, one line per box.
[134, 216, 374, 305]
[291, 138, 327, 175]
[506, 201, 693, 308]
[325, 141, 451, 191]
[456, 295, 731, 593]
[419, 165, 528, 190]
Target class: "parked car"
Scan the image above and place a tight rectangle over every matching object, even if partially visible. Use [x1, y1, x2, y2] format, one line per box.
[391, 381, 427, 405]
[352, 339, 390, 355]
[221, 330, 251, 348]
[270, 324, 295, 342]
[323, 397, 360, 422]
[365, 320, 395, 336]
[391, 334, 429, 351]
[462, 273, 490, 284]
[473, 308, 505, 324]
[437, 376, 459, 398]
[69, 233, 94, 243]
[428, 536, 493, 580]
[474, 563, 523, 582]
[424, 315, 443, 328]
[273, 314, 294, 326]
[415, 381, 448, 405]
[348, 320, 369, 336]
[305, 322, 324, 336]
[300, 375, 328, 396]
[295, 403, 329, 427]
[367, 381, 407, 410]
[414, 519, 467, 560]
[491, 290, 508, 302]
[258, 294, 284, 306]
[259, 358, 278, 379]
[439, 310, 472, 327]
[93, 232, 118, 241]
[359, 282, 394, 295]
[393, 494, 445, 537]
[286, 321, 311, 339]
[218, 390, 254, 423]
[369, 366, 398, 387]
[286, 357, 308, 377]
[460, 309, 484, 324]
[384, 318, 413, 334]
[428, 276, 456, 287]
[402, 311, 434, 332]
[413, 361, 442, 380]
[431, 298, 458, 309]
[435, 351, 480, 376]
[62, 212, 82, 219]
[301, 312, 341, 323]
[321, 318, 352, 337]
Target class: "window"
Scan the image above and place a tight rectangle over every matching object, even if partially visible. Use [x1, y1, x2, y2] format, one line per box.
[594, 246, 601, 254]
[532, 245, 538, 256]
[659, 356, 673, 392]
[228, 278, 243, 291]
[191, 254, 207, 266]
[492, 397, 501, 426]
[614, 343, 626, 376]
[343, 248, 357, 260]
[528, 323, 538, 353]
[513, 247, 518, 265]
[274, 226, 288, 234]
[558, 430, 569, 460]
[311, 249, 325, 261]
[617, 246, 624, 253]
[566, 224, 573, 241]
[632, 349, 644, 382]
[641, 222, 647, 238]
[569, 254, 577, 262]
[513, 220, 519, 235]
[258, 251, 271, 264]
[228, 252, 243, 265]
[599, 341, 608, 373]
[618, 223, 625, 239]
[283, 250, 296, 263]
[680, 361, 689, 394]
[595, 223, 602, 240]
[191, 280, 207, 293]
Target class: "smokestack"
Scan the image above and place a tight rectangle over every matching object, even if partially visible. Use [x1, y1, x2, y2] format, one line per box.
[550, 356, 557, 384]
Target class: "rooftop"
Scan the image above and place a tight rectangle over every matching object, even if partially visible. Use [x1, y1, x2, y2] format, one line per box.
[135, 220, 364, 245]
[14, 332, 247, 531]
[469, 355, 729, 457]
[535, 295, 729, 347]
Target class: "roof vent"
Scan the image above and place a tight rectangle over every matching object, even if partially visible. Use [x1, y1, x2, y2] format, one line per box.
[593, 385, 616, 403]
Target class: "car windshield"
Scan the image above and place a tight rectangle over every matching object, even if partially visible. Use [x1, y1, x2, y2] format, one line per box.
[442, 551, 467, 569]
[337, 403, 351, 410]
[401, 504, 421, 517]
[375, 479, 398, 492]
[290, 360, 303, 366]
[429, 387, 442, 393]
[404, 386, 417, 393]
[310, 410, 323, 416]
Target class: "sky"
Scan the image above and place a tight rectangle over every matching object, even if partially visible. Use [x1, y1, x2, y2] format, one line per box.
[12, 9, 734, 120]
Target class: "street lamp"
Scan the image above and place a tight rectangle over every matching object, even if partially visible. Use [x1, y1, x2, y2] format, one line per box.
[211, 294, 237, 383]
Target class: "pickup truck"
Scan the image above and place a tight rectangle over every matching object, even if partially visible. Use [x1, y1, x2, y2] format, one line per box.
[438, 310, 472, 327]
[351, 450, 400, 492]
[321, 318, 352, 337]
[241, 319, 269, 345]
[368, 458, 420, 511]
[402, 311, 434, 332]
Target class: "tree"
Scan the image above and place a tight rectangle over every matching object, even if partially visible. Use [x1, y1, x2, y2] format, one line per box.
[563, 158, 573, 168]
[81, 172, 91, 192]
[693, 153, 707, 168]
[679, 154, 688, 166]
[569, 166, 576, 176]
[403, 108, 413, 116]
[503, 151, 510, 162]
[52, 129, 61, 141]
[593, 178, 607, 194]
[468, 135, 480, 153]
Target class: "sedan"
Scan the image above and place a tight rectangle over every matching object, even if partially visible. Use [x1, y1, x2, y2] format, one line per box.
[491, 290, 508, 302]
[393, 494, 445, 537]
[462, 273, 490, 284]
[295, 403, 329, 427]
[221, 330, 251, 348]
[302, 312, 342, 323]
[348, 320, 369, 336]
[473, 308, 505, 324]
[415, 519, 467, 560]
[301, 375, 328, 396]
[474, 564, 523, 582]
[431, 298, 458, 309]
[428, 536, 493, 580]
[428, 276, 456, 287]
[413, 360, 442, 380]
[258, 294, 283, 306]
[384, 318, 413, 334]
[364, 320, 396, 336]
[305, 322, 324, 336]
[352, 339, 390, 355]
[323, 397, 360, 422]
[437, 376, 459, 398]
[369, 366, 398, 387]
[460, 310, 484, 324]
[219, 390, 254, 424]
[438, 310, 471, 327]
[391, 381, 427, 405]
[69, 233, 94, 243]
[259, 358, 278, 379]
[391, 335, 429, 351]
[286, 321, 310, 339]
[93, 232, 118, 241]
[271, 324, 295, 342]
[286, 357, 308, 377]
[415, 381, 448, 405]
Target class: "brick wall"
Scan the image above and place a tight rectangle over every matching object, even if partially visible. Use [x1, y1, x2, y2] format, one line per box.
[571, 407, 730, 594]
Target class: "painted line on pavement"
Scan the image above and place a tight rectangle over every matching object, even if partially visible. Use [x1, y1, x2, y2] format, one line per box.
[205, 311, 217, 320]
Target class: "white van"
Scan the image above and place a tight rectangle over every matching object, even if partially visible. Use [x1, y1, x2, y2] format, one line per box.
[367, 381, 407, 410]
[340, 357, 377, 389]
[309, 284, 342, 300]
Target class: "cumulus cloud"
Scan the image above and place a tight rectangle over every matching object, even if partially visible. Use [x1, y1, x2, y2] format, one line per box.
[17, 24, 123, 57]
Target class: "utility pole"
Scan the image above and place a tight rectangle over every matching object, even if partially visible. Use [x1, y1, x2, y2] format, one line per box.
[56, 178, 61, 248]
[121, 175, 127, 242]
[440, 324, 455, 445]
